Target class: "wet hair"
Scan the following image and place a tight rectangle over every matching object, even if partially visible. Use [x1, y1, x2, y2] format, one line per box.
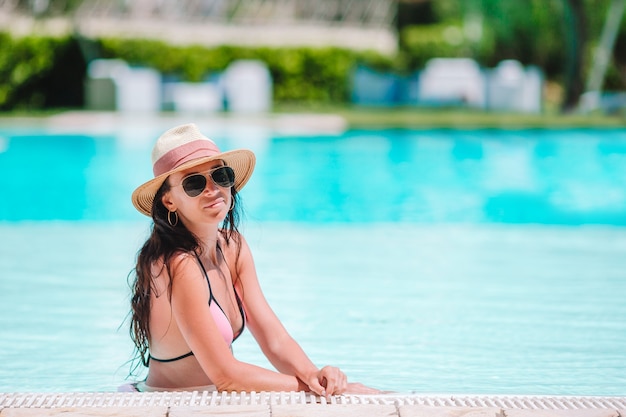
[128, 176, 243, 370]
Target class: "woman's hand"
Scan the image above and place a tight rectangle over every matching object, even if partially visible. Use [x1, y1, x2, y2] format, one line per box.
[303, 366, 347, 397]
[345, 382, 385, 395]
[318, 365, 348, 396]
[303, 367, 385, 397]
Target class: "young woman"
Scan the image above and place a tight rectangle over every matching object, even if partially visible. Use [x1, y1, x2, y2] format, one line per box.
[129, 123, 379, 396]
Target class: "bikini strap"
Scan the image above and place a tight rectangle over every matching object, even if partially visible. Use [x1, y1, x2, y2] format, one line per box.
[194, 252, 213, 295]
[148, 351, 194, 363]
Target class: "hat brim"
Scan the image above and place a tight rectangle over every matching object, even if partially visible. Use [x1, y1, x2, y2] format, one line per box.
[131, 149, 256, 216]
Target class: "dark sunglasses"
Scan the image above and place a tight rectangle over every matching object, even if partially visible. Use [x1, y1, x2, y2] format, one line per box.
[177, 166, 235, 197]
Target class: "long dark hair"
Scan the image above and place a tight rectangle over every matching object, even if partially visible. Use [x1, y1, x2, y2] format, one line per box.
[129, 176, 243, 369]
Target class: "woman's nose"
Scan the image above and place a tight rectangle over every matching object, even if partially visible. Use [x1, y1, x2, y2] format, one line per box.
[202, 175, 219, 193]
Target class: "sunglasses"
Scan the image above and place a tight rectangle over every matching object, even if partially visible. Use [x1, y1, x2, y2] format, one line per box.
[176, 166, 235, 197]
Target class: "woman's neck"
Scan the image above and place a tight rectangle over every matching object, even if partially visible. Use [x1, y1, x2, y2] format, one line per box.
[188, 223, 221, 264]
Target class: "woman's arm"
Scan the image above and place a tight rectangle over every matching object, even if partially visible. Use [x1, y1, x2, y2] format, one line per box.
[230, 235, 350, 397]
[169, 253, 309, 393]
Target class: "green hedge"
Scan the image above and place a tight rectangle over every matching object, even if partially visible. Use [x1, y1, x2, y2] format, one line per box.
[399, 23, 471, 70]
[0, 33, 60, 109]
[0, 32, 85, 110]
[98, 38, 396, 103]
[0, 32, 398, 109]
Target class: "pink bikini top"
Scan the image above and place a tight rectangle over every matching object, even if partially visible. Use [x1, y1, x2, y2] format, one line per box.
[148, 252, 245, 363]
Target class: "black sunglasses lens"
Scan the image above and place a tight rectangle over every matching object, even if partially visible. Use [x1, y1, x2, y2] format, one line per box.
[182, 174, 207, 197]
[211, 166, 235, 187]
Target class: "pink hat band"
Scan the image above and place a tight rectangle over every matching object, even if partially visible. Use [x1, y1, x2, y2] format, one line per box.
[152, 139, 221, 177]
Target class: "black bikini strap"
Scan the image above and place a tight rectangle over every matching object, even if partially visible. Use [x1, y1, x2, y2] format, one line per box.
[195, 252, 217, 302]
[148, 351, 194, 363]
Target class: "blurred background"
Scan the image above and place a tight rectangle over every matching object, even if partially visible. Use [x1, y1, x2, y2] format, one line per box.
[0, 0, 625, 118]
[1, 0, 626, 396]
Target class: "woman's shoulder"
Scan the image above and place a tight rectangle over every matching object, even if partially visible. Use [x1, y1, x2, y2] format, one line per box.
[169, 251, 199, 269]
[152, 251, 197, 276]
[218, 230, 253, 264]
[149, 251, 199, 295]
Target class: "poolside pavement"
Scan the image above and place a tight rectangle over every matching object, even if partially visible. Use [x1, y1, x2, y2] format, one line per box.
[1, 404, 624, 417]
[1, 393, 625, 417]
[0, 111, 349, 135]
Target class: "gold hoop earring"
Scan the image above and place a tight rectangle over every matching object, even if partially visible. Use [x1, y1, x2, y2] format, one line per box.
[229, 198, 235, 211]
[168, 210, 179, 226]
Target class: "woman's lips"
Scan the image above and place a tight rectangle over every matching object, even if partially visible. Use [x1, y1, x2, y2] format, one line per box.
[205, 198, 225, 209]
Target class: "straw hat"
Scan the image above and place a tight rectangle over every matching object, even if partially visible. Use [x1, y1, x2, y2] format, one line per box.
[131, 123, 256, 216]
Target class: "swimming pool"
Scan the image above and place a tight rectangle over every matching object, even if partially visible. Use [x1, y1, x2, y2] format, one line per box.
[0, 120, 625, 395]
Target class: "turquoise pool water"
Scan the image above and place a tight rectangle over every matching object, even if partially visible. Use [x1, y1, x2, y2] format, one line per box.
[2, 126, 626, 224]
[0, 124, 625, 395]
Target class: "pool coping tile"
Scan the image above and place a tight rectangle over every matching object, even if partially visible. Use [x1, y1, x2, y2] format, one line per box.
[0, 405, 625, 417]
[398, 406, 501, 417]
[503, 410, 621, 417]
[272, 403, 397, 417]
[0, 406, 168, 417]
[170, 405, 270, 416]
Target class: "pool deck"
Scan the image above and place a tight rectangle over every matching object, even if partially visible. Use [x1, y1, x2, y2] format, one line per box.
[1, 392, 625, 417]
[0, 111, 349, 135]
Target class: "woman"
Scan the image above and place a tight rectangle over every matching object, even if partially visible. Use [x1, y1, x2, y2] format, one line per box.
[129, 123, 379, 396]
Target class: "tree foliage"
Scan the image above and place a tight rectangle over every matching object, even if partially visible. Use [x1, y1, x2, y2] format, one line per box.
[0, 33, 85, 110]
[422, 0, 624, 107]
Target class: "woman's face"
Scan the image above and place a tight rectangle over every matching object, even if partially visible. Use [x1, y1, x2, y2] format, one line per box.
[162, 160, 233, 226]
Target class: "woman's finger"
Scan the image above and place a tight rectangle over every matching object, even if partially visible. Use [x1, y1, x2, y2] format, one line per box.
[305, 376, 326, 397]
[319, 366, 347, 395]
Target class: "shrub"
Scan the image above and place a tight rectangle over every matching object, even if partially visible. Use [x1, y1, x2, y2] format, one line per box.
[99, 39, 390, 103]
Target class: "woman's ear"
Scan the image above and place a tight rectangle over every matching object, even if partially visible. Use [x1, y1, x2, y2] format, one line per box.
[161, 191, 176, 212]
